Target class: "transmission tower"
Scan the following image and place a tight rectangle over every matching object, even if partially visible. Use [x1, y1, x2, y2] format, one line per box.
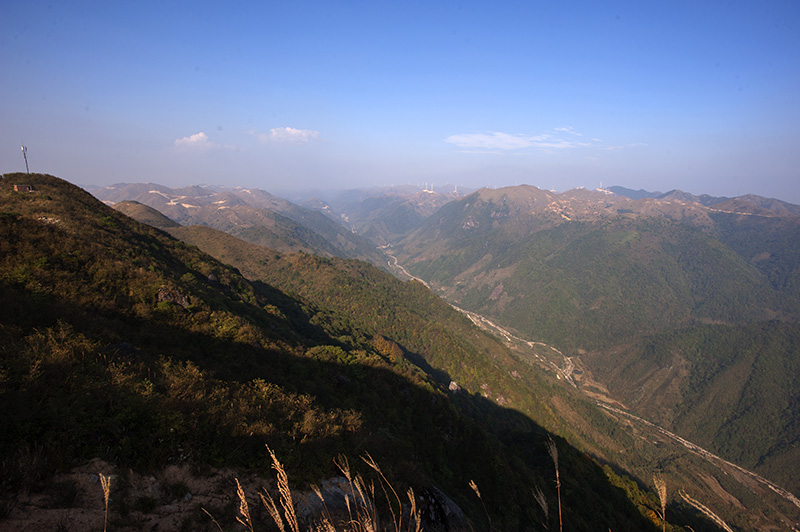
[21, 145, 30, 174]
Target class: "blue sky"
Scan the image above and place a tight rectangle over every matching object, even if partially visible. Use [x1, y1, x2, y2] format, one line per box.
[2, 1, 799, 202]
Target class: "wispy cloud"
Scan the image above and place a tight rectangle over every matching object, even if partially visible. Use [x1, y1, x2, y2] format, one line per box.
[173, 132, 236, 150]
[555, 126, 583, 136]
[253, 127, 320, 144]
[445, 127, 642, 154]
[174, 132, 211, 148]
[602, 142, 648, 152]
[445, 131, 577, 151]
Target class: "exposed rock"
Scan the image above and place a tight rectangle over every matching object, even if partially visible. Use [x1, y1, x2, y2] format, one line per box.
[417, 485, 470, 532]
[157, 286, 190, 308]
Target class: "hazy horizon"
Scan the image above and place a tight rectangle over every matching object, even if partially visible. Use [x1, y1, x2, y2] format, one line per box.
[77, 179, 800, 210]
[2, 1, 799, 203]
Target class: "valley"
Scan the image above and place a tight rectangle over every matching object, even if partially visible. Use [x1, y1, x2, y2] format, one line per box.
[352, 184, 800, 529]
[108, 179, 800, 529]
[435, 287, 800, 515]
[108, 179, 800, 526]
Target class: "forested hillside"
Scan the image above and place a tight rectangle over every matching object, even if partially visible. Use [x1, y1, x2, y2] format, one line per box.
[133, 193, 800, 531]
[390, 185, 800, 503]
[585, 321, 800, 494]
[1, 173, 684, 531]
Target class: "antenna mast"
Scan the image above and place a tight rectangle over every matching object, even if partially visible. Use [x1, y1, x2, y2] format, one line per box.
[21, 145, 30, 174]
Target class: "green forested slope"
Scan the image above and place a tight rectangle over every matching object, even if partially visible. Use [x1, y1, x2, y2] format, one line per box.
[390, 186, 800, 517]
[165, 223, 639, 463]
[399, 194, 800, 351]
[708, 211, 800, 299]
[166, 210, 800, 531]
[586, 321, 800, 494]
[0, 173, 678, 531]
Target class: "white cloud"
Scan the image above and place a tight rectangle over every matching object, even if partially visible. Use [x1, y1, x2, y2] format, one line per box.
[555, 126, 583, 136]
[256, 127, 320, 144]
[173, 132, 237, 151]
[445, 131, 577, 151]
[602, 142, 648, 152]
[445, 128, 645, 155]
[174, 132, 210, 148]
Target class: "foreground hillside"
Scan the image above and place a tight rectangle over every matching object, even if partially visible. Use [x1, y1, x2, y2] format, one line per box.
[1, 174, 681, 531]
[122, 195, 800, 530]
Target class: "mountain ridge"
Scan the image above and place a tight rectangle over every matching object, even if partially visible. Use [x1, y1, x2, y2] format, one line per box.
[90, 182, 389, 268]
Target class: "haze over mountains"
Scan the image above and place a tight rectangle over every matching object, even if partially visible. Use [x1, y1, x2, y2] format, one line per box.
[2, 172, 799, 530]
[90, 182, 389, 268]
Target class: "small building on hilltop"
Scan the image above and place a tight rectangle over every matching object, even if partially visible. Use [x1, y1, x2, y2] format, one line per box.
[13, 184, 34, 192]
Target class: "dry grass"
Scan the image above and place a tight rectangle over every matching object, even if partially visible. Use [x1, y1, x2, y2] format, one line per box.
[99, 473, 111, 532]
[546, 438, 562, 532]
[202, 507, 225, 532]
[224, 446, 421, 532]
[469, 479, 493, 532]
[532, 485, 549, 530]
[237, 477, 256, 532]
[261, 447, 301, 532]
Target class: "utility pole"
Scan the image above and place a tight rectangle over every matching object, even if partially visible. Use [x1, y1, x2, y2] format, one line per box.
[21, 145, 30, 174]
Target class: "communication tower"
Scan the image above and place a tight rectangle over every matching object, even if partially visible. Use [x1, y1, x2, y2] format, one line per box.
[21, 145, 30, 174]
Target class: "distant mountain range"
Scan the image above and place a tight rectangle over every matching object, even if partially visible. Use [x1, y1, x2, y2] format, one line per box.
[90, 182, 389, 268]
[610, 185, 800, 214]
[314, 185, 466, 246]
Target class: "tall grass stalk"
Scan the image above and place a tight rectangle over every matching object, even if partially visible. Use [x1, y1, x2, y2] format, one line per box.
[310, 484, 338, 532]
[201, 507, 224, 532]
[261, 446, 300, 532]
[532, 485, 549, 530]
[257, 447, 419, 532]
[404, 488, 420, 532]
[237, 478, 255, 532]
[546, 438, 562, 532]
[335, 454, 378, 532]
[99, 473, 111, 532]
[469, 480, 494, 532]
[362, 452, 419, 532]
